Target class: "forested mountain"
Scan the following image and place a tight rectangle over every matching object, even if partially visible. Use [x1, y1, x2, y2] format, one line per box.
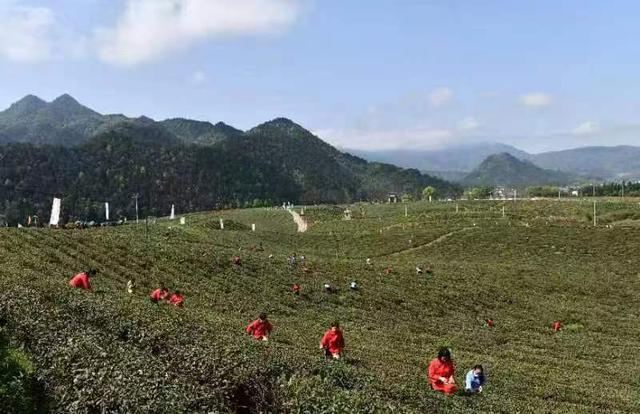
[0, 96, 459, 225]
[462, 153, 579, 187]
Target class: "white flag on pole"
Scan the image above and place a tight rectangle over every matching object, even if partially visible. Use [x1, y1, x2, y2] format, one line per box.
[105, 202, 110, 221]
[49, 197, 61, 226]
[170, 204, 175, 220]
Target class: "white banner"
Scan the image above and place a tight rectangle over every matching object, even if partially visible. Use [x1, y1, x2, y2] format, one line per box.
[49, 197, 61, 226]
[105, 202, 110, 221]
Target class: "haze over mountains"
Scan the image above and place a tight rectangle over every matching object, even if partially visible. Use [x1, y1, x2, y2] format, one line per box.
[461, 153, 580, 188]
[0, 94, 458, 225]
[352, 143, 640, 181]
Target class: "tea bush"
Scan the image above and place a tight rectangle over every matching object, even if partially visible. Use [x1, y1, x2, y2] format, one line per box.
[0, 199, 639, 412]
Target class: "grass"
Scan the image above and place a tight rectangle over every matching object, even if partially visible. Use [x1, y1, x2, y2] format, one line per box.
[0, 199, 640, 412]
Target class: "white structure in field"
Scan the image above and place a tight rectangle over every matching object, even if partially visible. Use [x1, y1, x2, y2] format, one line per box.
[170, 204, 175, 220]
[49, 197, 61, 226]
[180, 217, 186, 225]
[105, 202, 110, 221]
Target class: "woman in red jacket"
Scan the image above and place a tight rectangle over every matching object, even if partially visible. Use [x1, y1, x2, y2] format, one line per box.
[168, 290, 184, 307]
[246, 313, 273, 341]
[69, 268, 97, 290]
[150, 285, 170, 303]
[320, 321, 345, 359]
[428, 347, 458, 395]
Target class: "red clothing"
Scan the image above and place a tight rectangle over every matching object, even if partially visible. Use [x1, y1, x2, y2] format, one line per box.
[246, 319, 273, 339]
[292, 284, 301, 294]
[428, 358, 458, 395]
[168, 293, 184, 307]
[150, 288, 169, 302]
[552, 321, 562, 332]
[69, 272, 91, 290]
[486, 319, 494, 328]
[320, 329, 345, 355]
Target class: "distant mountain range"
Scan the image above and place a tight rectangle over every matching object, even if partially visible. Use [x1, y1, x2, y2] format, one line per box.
[351, 142, 640, 181]
[462, 153, 580, 188]
[0, 94, 458, 224]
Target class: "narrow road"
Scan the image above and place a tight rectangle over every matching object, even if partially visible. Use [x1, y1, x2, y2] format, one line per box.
[288, 209, 308, 233]
[389, 226, 477, 256]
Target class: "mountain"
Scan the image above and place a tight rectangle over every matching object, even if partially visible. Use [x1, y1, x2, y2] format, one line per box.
[528, 146, 640, 180]
[0, 94, 109, 146]
[0, 98, 460, 224]
[159, 119, 243, 145]
[462, 153, 579, 187]
[350, 142, 529, 172]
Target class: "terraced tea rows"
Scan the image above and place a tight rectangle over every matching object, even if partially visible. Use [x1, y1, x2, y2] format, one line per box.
[1, 199, 640, 413]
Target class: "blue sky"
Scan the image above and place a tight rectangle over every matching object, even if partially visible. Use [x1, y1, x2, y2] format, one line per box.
[1, 0, 639, 153]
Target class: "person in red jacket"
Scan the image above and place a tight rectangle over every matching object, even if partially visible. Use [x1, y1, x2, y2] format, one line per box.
[552, 321, 562, 332]
[320, 321, 345, 359]
[246, 313, 273, 341]
[69, 268, 97, 290]
[291, 283, 301, 295]
[428, 347, 458, 395]
[168, 290, 184, 307]
[150, 285, 170, 303]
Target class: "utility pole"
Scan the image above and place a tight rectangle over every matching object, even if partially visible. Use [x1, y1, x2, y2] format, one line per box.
[593, 200, 597, 227]
[592, 184, 596, 197]
[622, 181, 625, 199]
[133, 193, 140, 224]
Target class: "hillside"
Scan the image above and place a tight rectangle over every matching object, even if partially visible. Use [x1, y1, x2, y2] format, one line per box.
[529, 146, 640, 179]
[463, 153, 579, 187]
[1, 200, 639, 412]
[0, 114, 459, 225]
[350, 143, 529, 172]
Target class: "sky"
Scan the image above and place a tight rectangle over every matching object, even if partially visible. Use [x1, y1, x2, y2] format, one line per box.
[1, 0, 640, 153]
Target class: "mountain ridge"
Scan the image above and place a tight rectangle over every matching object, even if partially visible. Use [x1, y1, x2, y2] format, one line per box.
[462, 152, 580, 187]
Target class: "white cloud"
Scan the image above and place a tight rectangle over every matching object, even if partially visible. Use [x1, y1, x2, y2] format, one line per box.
[428, 87, 454, 107]
[519, 92, 553, 108]
[0, 4, 56, 62]
[314, 128, 455, 150]
[189, 70, 206, 85]
[572, 121, 599, 136]
[97, 0, 300, 66]
[458, 117, 480, 131]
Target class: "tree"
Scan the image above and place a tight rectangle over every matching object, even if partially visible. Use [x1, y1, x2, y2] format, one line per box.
[401, 193, 413, 203]
[422, 186, 436, 202]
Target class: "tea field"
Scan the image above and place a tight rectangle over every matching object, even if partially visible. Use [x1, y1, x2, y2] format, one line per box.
[1, 199, 640, 413]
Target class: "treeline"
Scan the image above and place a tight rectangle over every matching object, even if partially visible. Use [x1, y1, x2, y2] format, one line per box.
[0, 123, 460, 226]
[528, 182, 640, 197]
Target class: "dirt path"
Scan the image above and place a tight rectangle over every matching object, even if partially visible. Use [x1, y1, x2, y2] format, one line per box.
[389, 226, 477, 256]
[288, 209, 308, 233]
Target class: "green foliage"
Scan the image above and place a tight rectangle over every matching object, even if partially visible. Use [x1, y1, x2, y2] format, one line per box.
[0, 331, 46, 413]
[422, 186, 436, 201]
[2, 191, 640, 412]
[465, 186, 493, 200]
[463, 153, 578, 188]
[0, 103, 461, 225]
[401, 193, 413, 203]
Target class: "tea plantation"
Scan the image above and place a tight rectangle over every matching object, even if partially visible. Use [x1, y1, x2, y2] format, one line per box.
[1, 199, 640, 413]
